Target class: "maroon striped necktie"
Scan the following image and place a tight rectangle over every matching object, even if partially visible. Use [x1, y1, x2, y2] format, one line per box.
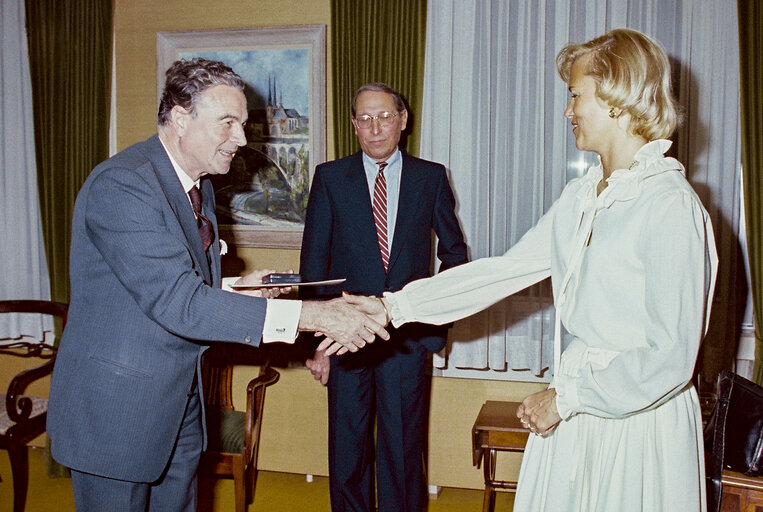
[372, 161, 389, 271]
[188, 186, 214, 252]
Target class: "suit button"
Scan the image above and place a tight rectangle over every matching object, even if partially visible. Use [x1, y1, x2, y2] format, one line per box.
[245, 335, 252, 343]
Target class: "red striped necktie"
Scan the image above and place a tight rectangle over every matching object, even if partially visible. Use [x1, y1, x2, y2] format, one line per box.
[188, 186, 214, 252]
[372, 161, 389, 271]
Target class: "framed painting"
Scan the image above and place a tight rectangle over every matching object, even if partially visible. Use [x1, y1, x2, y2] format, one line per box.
[157, 25, 326, 249]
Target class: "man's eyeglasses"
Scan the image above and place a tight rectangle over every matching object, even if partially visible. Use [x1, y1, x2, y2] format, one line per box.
[354, 111, 400, 129]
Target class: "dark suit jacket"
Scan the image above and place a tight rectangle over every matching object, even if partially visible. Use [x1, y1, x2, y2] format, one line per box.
[47, 135, 268, 482]
[300, 151, 467, 352]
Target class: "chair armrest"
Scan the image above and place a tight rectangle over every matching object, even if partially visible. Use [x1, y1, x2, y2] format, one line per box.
[246, 366, 281, 395]
[243, 367, 280, 463]
[5, 357, 56, 423]
[0, 300, 67, 423]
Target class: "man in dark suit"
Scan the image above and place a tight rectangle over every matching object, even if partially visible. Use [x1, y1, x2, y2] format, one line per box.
[300, 83, 468, 512]
[47, 59, 387, 512]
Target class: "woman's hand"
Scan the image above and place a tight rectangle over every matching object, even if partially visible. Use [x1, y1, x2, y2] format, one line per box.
[342, 293, 389, 326]
[516, 388, 562, 436]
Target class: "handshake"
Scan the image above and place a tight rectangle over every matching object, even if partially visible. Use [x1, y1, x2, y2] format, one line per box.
[233, 269, 390, 356]
[300, 293, 390, 356]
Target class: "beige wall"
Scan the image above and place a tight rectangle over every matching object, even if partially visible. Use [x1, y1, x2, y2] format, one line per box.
[234, 366, 543, 489]
[110, 0, 545, 490]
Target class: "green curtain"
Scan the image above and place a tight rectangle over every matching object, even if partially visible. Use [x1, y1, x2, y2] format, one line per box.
[331, 0, 428, 158]
[25, 0, 113, 304]
[738, 0, 763, 385]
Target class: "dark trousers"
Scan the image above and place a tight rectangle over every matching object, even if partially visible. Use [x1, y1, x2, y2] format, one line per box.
[71, 389, 202, 512]
[327, 340, 430, 512]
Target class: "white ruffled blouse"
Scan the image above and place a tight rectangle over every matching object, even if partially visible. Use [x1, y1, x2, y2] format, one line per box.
[385, 139, 718, 419]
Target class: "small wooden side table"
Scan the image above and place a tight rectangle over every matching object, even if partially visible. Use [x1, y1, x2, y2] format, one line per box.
[472, 400, 530, 512]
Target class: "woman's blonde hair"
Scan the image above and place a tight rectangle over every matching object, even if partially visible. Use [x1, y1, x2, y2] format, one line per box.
[556, 28, 680, 140]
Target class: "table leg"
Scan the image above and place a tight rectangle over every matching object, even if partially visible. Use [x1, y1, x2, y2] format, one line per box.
[481, 448, 498, 512]
[483, 484, 495, 512]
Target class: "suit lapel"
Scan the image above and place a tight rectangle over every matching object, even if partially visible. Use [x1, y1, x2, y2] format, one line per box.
[201, 178, 220, 285]
[148, 136, 213, 284]
[388, 153, 425, 271]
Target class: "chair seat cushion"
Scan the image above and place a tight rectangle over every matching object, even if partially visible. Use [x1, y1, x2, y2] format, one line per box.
[206, 409, 246, 453]
[0, 393, 48, 435]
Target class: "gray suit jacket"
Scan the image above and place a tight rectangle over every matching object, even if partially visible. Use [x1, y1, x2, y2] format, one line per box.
[47, 135, 267, 482]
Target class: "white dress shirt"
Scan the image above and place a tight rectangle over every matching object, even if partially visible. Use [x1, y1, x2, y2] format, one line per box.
[362, 148, 402, 251]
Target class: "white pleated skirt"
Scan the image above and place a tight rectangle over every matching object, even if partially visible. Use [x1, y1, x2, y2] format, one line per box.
[513, 342, 706, 512]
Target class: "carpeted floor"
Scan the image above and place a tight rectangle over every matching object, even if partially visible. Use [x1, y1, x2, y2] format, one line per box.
[0, 447, 515, 511]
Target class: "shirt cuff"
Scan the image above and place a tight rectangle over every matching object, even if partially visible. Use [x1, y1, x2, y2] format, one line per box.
[383, 290, 410, 328]
[552, 375, 580, 420]
[262, 299, 301, 344]
[221, 277, 238, 291]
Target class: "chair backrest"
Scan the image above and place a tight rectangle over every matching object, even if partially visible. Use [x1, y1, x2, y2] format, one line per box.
[0, 300, 68, 358]
[0, 300, 68, 319]
[202, 355, 235, 411]
[201, 343, 246, 412]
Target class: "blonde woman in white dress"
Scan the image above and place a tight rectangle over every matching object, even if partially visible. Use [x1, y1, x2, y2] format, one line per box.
[331, 28, 718, 511]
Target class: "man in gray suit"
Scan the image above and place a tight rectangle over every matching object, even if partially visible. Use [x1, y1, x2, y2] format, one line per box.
[47, 58, 387, 512]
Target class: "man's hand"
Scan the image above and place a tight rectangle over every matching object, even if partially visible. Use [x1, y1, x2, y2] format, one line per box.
[305, 347, 330, 385]
[299, 297, 389, 354]
[316, 336, 349, 356]
[516, 388, 562, 437]
[233, 268, 293, 298]
[313, 293, 390, 355]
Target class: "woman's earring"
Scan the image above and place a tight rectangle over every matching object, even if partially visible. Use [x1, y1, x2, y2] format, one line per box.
[608, 108, 617, 118]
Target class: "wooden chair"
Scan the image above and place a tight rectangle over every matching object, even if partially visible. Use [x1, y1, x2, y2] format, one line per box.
[0, 300, 68, 512]
[199, 344, 280, 512]
[703, 370, 763, 512]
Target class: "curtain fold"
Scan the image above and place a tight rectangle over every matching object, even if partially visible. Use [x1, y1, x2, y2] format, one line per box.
[738, 0, 763, 385]
[331, 0, 428, 158]
[423, 0, 743, 380]
[25, 0, 113, 304]
[0, 0, 52, 342]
